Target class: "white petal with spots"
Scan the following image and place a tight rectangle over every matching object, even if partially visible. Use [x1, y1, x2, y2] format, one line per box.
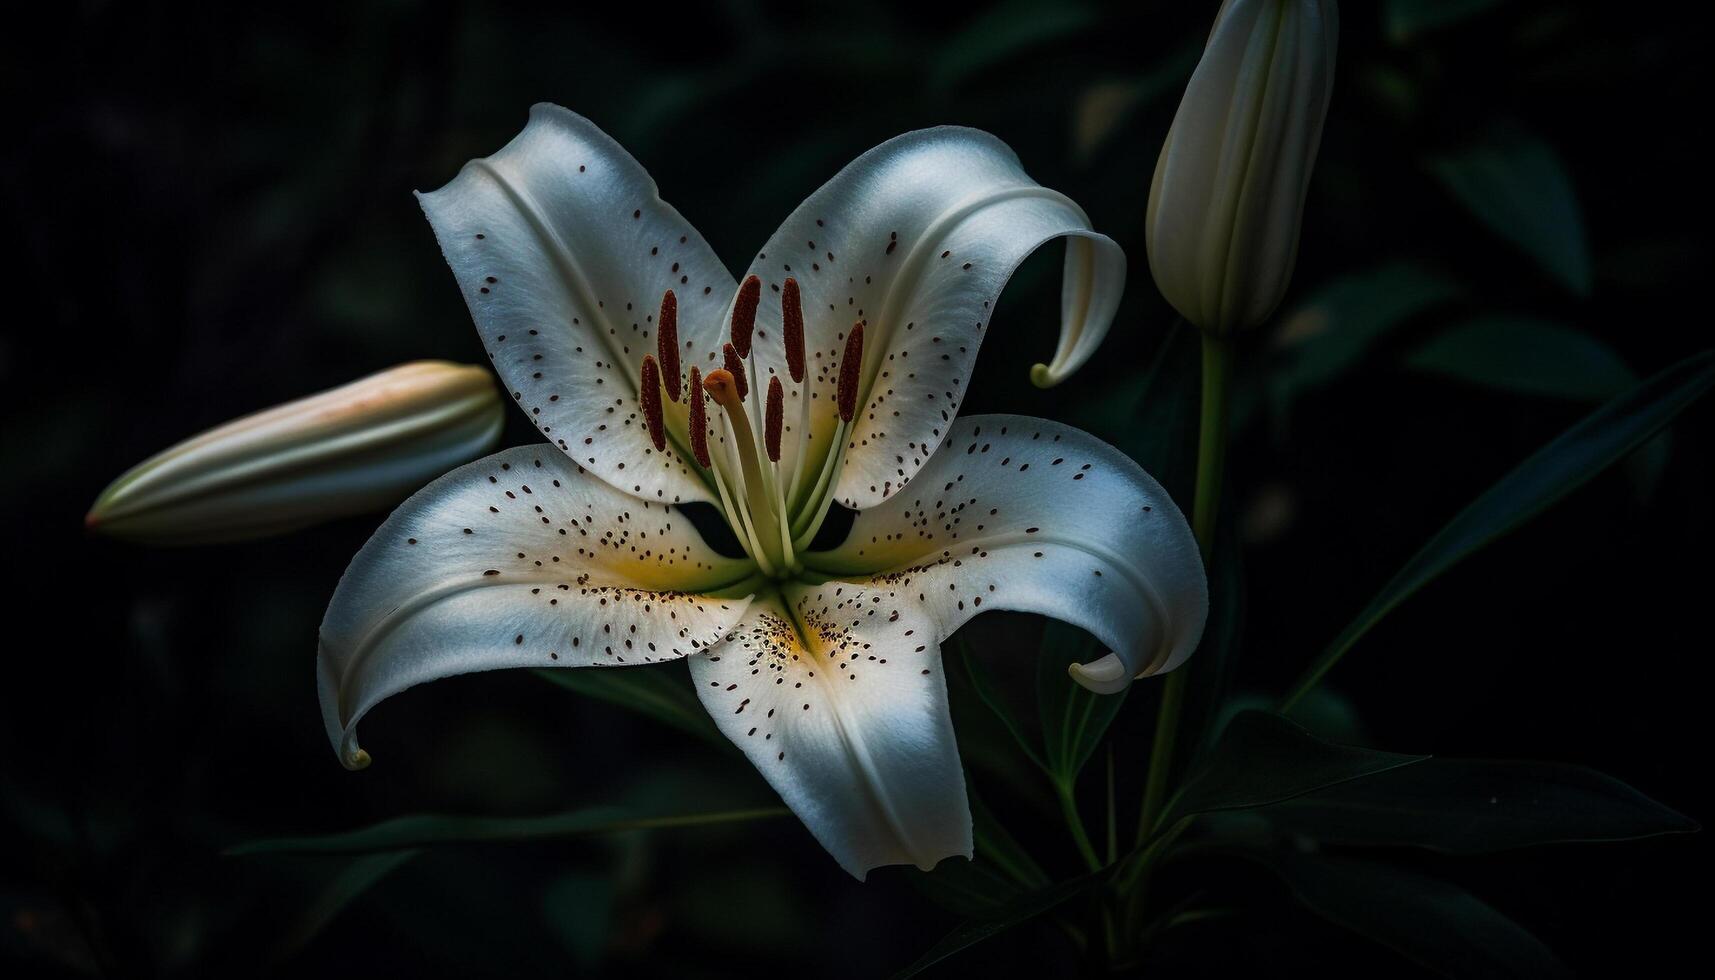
[691, 588, 969, 880]
[805, 415, 1207, 693]
[319, 445, 757, 769]
[733, 128, 1126, 509]
[418, 104, 738, 505]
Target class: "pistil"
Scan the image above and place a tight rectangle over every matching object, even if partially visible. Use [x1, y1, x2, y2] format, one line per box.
[705, 368, 788, 571]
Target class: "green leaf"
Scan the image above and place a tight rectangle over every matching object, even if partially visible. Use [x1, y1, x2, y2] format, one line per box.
[1075, 319, 1201, 507]
[1254, 852, 1568, 978]
[1260, 758, 1698, 853]
[892, 873, 1101, 979]
[1383, 0, 1508, 43]
[907, 855, 1030, 920]
[1037, 621, 1127, 786]
[268, 849, 420, 964]
[1428, 131, 1592, 295]
[1214, 686, 1366, 747]
[536, 661, 727, 748]
[960, 640, 1049, 774]
[930, 0, 1098, 92]
[1407, 316, 1635, 401]
[227, 806, 790, 856]
[945, 649, 1053, 806]
[1159, 712, 1426, 830]
[1071, 44, 1201, 162]
[970, 784, 1051, 890]
[542, 873, 614, 970]
[907, 784, 1049, 917]
[1283, 349, 1715, 710]
[1266, 262, 1464, 417]
[1179, 509, 1248, 767]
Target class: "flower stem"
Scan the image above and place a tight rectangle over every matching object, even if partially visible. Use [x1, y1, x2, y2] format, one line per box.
[1137, 334, 1230, 845]
[1057, 781, 1103, 872]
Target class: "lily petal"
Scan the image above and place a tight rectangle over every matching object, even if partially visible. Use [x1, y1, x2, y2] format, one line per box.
[418, 104, 738, 505]
[691, 588, 969, 879]
[319, 445, 757, 770]
[736, 129, 1125, 509]
[804, 416, 1206, 693]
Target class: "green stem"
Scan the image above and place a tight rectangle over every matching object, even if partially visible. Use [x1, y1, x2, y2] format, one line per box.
[1105, 745, 1118, 865]
[1136, 334, 1230, 845]
[1190, 336, 1231, 561]
[1057, 781, 1103, 872]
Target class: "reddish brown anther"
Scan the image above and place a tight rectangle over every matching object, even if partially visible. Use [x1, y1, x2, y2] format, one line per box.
[781, 277, 805, 383]
[730, 274, 761, 358]
[656, 290, 681, 402]
[723, 343, 749, 400]
[837, 323, 864, 422]
[687, 366, 711, 467]
[639, 355, 666, 452]
[765, 376, 784, 462]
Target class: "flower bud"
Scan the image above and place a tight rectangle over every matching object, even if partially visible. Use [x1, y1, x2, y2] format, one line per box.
[87, 361, 504, 544]
[1146, 0, 1338, 336]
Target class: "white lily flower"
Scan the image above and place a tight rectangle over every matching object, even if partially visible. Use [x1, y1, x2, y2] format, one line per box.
[318, 105, 1208, 878]
[87, 361, 503, 544]
[1146, 0, 1339, 335]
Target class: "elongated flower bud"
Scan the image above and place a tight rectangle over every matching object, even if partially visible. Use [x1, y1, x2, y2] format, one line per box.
[1146, 0, 1338, 336]
[86, 361, 503, 544]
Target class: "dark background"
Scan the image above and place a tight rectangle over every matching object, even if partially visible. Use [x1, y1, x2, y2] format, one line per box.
[3, 1, 1710, 976]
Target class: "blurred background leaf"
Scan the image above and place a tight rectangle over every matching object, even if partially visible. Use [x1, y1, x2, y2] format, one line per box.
[535, 662, 729, 748]
[1405, 315, 1634, 401]
[1284, 350, 1715, 710]
[1256, 758, 1697, 853]
[1155, 712, 1426, 833]
[229, 805, 789, 857]
[1426, 129, 1592, 296]
[1249, 852, 1568, 978]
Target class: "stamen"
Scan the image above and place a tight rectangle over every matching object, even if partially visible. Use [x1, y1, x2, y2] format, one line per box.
[656, 290, 681, 402]
[730, 274, 761, 359]
[687, 365, 711, 467]
[781, 277, 805, 383]
[837, 322, 864, 422]
[765, 376, 784, 462]
[639, 355, 666, 452]
[723, 343, 749, 400]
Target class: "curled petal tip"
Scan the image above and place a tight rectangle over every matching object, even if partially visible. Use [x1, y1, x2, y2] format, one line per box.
[341, 745, 372, 771]
[1068, 652, 1132, 695]
[1029, 363, 1055, 389]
